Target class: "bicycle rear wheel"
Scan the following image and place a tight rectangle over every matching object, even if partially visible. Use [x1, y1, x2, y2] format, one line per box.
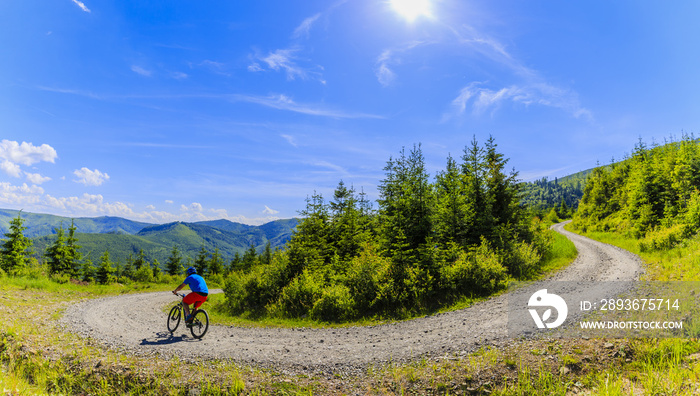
[167, 305, 181, 333]
[189, 309, 209, 339]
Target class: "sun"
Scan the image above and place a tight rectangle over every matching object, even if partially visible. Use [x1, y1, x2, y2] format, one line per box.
[390, 0, 432, 22]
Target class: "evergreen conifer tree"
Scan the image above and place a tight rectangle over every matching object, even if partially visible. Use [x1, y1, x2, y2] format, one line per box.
[1, 212, 33, 274]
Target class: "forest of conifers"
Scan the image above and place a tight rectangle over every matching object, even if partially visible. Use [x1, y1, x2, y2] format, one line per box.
[573, 134, 700, 252]
[223, 137, 554, 321]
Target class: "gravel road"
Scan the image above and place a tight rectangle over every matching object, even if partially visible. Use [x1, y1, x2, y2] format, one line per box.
[61, 222, 644, 375]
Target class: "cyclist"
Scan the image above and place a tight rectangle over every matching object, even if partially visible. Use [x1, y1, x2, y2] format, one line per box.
[172, 266, 209, 325]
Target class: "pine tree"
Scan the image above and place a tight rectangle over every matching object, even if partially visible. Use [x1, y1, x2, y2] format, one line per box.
[461, 137, 489, 245]
[241, 243, 258, 269]
[1, 212, 33, 274]
[133, 249, 147, 270]
[434, 154, 473, 247]
[95, 251, 114, 284]
[122, 253, 135, 280]
[81, 257, 95, 282]
[229, 251, 243, 273]
[45, 223, 70, 275]
[152, 259, 162, 279]
[209, 248, 225, 275]
[66, 220, 82, 277]
[261, 241, 272, 265]
[165, 245, 183, 276]
[194, 246, 209, 275]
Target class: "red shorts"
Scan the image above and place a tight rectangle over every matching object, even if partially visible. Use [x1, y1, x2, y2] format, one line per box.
[183, 292, 208, 310]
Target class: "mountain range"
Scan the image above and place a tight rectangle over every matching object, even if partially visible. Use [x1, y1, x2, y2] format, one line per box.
[0, 209, 298, 266]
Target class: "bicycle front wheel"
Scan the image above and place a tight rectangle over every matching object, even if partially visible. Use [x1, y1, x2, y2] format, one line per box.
[167, 305, 181, 333]
[190, 309, 209, 339]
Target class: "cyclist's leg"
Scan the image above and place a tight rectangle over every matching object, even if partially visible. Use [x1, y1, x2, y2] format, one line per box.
[193, 296, 208, 311]
[182, 293, 198, 320]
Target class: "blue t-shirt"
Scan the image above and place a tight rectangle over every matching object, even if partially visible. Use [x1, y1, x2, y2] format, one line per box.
[184, 274, 208, 294]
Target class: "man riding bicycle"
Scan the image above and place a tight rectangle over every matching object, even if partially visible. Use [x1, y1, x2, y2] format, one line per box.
[172, 266, 209, 325]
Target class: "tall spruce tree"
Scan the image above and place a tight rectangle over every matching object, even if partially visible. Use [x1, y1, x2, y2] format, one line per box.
[165, 245, 183, 276]
[1, 212, 33, 274]
[95, 251, 114, 284]
[45, 223, 70, 275]
[209, 248, 225, 275]
[194, 246, 209, 275]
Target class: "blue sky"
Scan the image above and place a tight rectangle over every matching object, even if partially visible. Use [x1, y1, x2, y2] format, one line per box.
[2, 0, 700, 225]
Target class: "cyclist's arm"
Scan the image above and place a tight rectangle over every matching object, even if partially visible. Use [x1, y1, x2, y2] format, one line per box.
[172, 282, 187, 295]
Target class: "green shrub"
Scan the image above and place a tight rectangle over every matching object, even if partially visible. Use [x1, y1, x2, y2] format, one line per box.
[444, 241, 508, 297]
[132, 265, 154, 283]
[344, 242, 388, 315]
[638, 224, 688, 252]
[271, 269, 324, 318]
[310, 284, 356, 321]
[505, 241, 542, 278]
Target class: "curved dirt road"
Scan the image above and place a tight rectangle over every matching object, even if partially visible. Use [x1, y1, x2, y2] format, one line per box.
[61, 222, 644, 374]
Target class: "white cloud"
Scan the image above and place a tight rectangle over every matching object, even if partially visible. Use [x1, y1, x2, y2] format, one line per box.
[0, 183, 44, 206]
[25, 172, 51, 185]
[73, 167, 110, 186]
[259, 48, 309, 81]
[181, 202, 204, 213]
[0, 161, 22, 178]
[165, 200, 174, 204]
[0, 140, 58, 179]
[71, 0, 91, 13]
[293, 13, 321, 39]
[262, 205, 279, 215]
[0, 140, 57, 167]
[0, 181, 280, 226]
[130, 65, 152, 77]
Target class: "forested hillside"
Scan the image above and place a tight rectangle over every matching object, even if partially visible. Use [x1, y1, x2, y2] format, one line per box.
[31, 219, 298, 267]
[519, 175, 585, 216]
[224, 137, 555, 322]
[573, 135, 700, 251]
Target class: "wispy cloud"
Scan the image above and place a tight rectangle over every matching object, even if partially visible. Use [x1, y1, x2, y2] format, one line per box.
[71, 0, 91, 13]
[375, 41, 428, 87]
[248, 11, 327, 84]
[281, 134, 298, 147]
[73, 167, 110, 186]
[441, 24, 592, 120]
[130, 65, 152, 77]
[293, 13, 321, 39]
[447, 82, 591, 120]
[231, 94, 384, 119]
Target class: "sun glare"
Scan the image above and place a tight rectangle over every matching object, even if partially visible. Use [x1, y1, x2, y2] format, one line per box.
[390, 0, 432, 22]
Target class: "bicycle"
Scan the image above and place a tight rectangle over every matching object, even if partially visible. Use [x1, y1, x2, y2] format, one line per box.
[167, 293, 210, 339]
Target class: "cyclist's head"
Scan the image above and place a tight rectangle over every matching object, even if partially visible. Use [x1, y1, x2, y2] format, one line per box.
[186, 266, 197, 276]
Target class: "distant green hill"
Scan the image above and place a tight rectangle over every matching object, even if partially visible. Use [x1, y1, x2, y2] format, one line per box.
[0, 209, 151, 238]
[1, 209, 298, 268]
